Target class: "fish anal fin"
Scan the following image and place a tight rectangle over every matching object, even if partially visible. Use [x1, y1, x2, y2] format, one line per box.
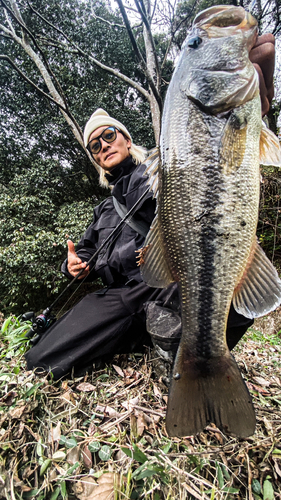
[136, 245, 150, 267]
[166, 352, 255, 438]
[140, 215, 175, 288]
[233, 238, 281, 318]
[260, 123, 281, 166]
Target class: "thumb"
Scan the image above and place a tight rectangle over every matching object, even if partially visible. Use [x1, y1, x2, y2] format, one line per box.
[67, 240, 76, 255]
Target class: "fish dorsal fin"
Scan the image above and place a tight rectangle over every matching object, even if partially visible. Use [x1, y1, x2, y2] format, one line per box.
[260, 122, 281, 166]
[233, 239, 281, 319]
[143, 147, 160, 199]
[139, 215, 175, 288]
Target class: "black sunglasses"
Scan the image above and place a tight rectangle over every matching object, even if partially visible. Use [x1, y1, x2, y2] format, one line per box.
[86, 126, 121, 156]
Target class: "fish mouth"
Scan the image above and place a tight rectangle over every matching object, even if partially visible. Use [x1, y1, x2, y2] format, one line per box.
[193, 5, 258, 46]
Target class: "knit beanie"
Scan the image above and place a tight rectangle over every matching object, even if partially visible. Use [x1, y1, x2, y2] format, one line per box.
[83, 108, 132, 147]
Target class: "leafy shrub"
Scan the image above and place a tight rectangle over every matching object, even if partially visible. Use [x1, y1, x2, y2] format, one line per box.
[0, 163, 99, 315]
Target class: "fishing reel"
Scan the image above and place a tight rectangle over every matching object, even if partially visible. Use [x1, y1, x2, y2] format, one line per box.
[22, 308, 56, 345]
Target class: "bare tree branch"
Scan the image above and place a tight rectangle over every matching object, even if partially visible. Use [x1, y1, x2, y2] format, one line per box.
[37, 36, 79, 53]
[4, 4, 16, 34]
[1, 0, 47, 62]
[0, 54, 68, 111]
[26, 0, 152, 103]
[115, 0, 162, 113]
[1, 0, 172, 144]
[115, 0, 146, 67]
[1, 0, 69, 110]
[90, 0, 124, 28]
[134, 0, 160, 84]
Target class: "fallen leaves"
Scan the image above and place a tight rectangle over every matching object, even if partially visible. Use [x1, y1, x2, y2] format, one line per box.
[48, 421, 61, 445]
[247, 381, 271, 396]
[81, 444, 92, 469]
[76, 382, 96, 392]
[0, 390, 17, 406]
[0, 329, 281, 499]
[74, 472, 120, 500]
[253, 376, 271, 387]
[67, 445, 80, 466]
[112, 364, 124, 377]
[8, 404, 26, 419]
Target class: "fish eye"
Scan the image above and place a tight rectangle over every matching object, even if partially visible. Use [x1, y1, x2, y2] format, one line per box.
[188, 36, 202, 48]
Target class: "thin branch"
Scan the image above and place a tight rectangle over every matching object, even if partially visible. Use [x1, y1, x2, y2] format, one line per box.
[160, 37, 173, 72]
[118, 4, 139, 14]
[0, 21, 13, 37]
[90, 1, 124, 29]
[25, 0, 152, 102]
[116, 0, 162, 111]
[273, 24, 281, 35]
[4, 4, 16, 34]
[0, 54, 68, 111]
[9, 0, 25, 24]
[261, 0, 271, 18]
[38, 36, 79, 54]
[272, 0, 280, 35]
[115, 0, 147, 67]
[91, 12, 124, 28]
[1, 0, 68, 109]
[0, 0, 46, 60]
[134, 0, 161, 82]
[165, 0, 199, 54]
[1, 22, 84, 145]
[160, 0, 197, 71]
[135, 0, 146, 19]
[151, 0, 157, 21]
[0, 33, 13, 39]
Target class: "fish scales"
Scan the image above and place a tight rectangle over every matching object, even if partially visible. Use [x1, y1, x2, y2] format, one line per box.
[161, 98, 260, 355]
[141, 5, 281, 437]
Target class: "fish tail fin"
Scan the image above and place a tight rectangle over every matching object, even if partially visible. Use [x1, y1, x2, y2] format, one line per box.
[166, 352, 255, 438]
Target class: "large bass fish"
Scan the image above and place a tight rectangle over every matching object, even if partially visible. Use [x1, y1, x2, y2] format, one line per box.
[141, 5, 281, 438]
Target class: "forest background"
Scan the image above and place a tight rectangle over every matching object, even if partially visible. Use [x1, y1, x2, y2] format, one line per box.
[0, 0, 280, 316]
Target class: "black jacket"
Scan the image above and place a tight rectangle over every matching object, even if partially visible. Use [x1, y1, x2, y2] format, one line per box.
[61, 156, 156, 285]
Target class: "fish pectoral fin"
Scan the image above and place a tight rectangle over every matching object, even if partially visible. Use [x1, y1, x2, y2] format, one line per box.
[219, 109, 248, 174]
[166, 352, 255, 438]
[260, 122, 281, 166]
[143, 147, 160, 199]
[140, 215, 175, 288]
[233, 238, 281, 319]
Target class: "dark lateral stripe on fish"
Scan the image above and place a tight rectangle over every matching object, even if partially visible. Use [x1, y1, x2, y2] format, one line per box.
[197, 144, 224, 359]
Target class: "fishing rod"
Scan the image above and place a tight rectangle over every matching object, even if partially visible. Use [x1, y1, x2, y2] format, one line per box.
[22, 186, 151, 343]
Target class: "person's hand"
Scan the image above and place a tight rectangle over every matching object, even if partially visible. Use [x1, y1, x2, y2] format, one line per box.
[249, 33, 275, 116]
[67, 240, 89, 278]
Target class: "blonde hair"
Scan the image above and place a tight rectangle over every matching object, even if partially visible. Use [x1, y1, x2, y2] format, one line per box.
[94, 141, 147, 188]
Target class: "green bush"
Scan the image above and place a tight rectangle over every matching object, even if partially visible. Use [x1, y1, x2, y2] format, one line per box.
[0, 163, 99, 315]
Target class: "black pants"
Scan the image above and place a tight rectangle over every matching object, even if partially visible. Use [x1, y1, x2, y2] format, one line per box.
[25, 282, 253, 380]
